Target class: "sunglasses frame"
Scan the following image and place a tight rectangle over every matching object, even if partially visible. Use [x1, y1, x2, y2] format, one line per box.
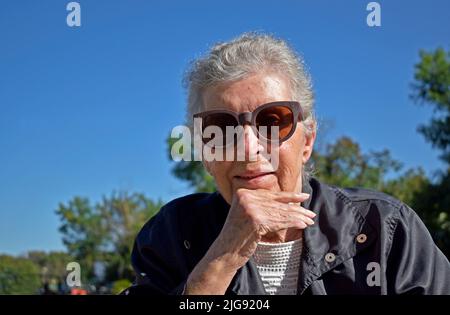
[193, 101, 304, 145]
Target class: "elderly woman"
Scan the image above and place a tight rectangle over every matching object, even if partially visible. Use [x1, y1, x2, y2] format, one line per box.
[126, 33, 450, 295]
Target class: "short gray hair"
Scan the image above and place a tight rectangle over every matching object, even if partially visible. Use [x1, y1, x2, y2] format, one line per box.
[183, 32, 316, 135]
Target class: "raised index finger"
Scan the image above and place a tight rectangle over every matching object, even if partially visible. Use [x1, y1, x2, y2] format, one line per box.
[265, 190, 310, 204]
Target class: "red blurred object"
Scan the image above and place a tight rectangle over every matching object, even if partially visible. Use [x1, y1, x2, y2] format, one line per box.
[70, 288, 88, 295]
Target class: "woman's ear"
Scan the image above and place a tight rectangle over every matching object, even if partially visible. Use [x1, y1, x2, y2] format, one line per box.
[302, 129, 316, 164]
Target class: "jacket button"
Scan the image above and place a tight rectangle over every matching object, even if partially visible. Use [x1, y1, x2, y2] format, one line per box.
[325, 252, 336, 263]
[184, 240, 191, 249]
[356, 233, 367, 244]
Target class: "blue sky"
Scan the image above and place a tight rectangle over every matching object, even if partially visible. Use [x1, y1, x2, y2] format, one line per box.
[0, 0, 449, 255]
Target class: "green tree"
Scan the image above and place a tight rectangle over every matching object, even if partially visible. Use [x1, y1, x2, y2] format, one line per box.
[56, 192, 162, 284]
[311, 137, 403, 190]
[98, 192, 162, 281]
[56, 197, 107, 282]
[310, 136, 429, 206]
[26, 251, 74, 286]
[412, 47, 450, 163]
[410, 47, 450, 257]
[111, 279, 132, 295]
[167, 133, 216, 192]
[381, 168, 429, 206]
[409, 172, 450, 256]
[0, 255, 41, 294]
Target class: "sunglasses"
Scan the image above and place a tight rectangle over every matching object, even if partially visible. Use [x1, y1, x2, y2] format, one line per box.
[193, 101, 303, 146]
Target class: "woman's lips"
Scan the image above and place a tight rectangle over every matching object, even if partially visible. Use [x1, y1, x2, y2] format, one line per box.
[233, 172, 276, 186]
[235, 172, 273, 179]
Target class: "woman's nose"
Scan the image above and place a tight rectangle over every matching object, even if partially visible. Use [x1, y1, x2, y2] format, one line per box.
[242, 124, 263, 161]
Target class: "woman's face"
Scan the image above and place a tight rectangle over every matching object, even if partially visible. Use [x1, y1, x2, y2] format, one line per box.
[201, 72, 316, 205]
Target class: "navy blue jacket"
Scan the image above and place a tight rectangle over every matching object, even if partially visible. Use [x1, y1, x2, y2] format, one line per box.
[125, 177, 450, 295]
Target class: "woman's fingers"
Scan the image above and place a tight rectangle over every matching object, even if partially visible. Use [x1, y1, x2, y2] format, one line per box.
[271, 218, 308, 231]
[281, 202, 316, 218]
[266, 190, 310, 204]
[285, 216, 310, 230]
[272, 204, 315, 227]
[257, 201, 316, 227]
[297, 213, 315, 225]
[235, 188, 316, 233]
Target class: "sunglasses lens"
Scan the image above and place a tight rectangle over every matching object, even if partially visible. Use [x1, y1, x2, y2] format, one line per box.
[256, 105, 294, 141]
[202, 113, 238, 145]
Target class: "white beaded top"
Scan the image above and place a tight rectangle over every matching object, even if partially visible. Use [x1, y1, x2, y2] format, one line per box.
[252, 238, 303, 295]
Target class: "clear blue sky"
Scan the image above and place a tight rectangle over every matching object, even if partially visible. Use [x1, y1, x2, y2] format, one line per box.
[1, 0, 449, 255]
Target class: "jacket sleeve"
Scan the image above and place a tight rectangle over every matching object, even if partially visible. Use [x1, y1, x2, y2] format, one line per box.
[386, 204, 450, 294]
[122, 207, 188, 295]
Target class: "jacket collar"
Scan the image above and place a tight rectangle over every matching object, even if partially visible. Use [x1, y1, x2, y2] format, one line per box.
[298, 177, 377, 293]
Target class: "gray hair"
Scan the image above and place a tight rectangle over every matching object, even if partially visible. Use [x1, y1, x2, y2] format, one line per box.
[184, 32, 316, 135]
[183, 32, 316, 180]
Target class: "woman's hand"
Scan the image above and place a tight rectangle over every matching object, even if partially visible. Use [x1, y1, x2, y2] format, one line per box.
[184, 188, 314, 295]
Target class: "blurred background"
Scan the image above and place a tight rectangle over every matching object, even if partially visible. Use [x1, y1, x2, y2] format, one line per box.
[0, 0, 449, 294]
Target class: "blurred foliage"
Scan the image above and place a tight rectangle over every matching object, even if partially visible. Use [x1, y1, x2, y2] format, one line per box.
[0, 255, 41, 294]
[26, 251, 74, 284]
[412, 47, 450, 164]
[111, 279, 132, 295]
[167, 135, 216, 193]
[410, 47, 450, 256]
[55, 197, 107, 282]
[410, 171, 450, 255]
[310, 137, 431, 207]
[55, 192, 163, 284]
[170, 159, 216, 193]
[311, 137, 403, 191]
